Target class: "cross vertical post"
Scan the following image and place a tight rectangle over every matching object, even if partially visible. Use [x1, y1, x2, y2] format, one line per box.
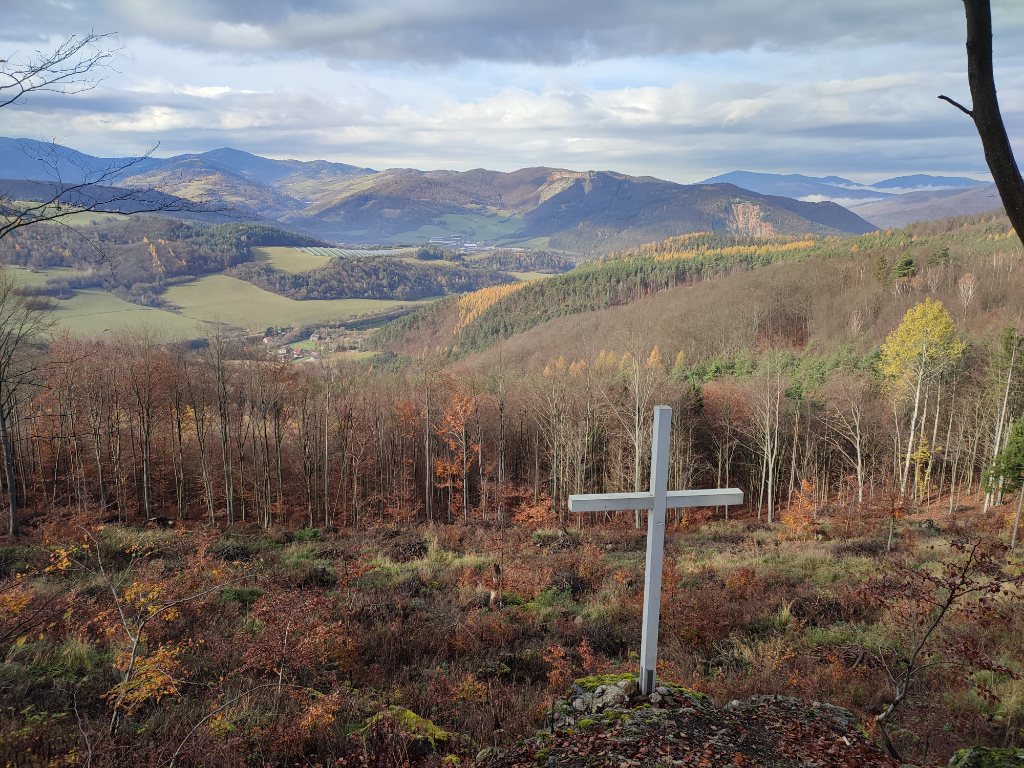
[639, 405, 671, 695]
[567, 408, 742, 699]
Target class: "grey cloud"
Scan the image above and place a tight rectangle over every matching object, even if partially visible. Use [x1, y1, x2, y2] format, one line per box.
[4, 0, 1022, 65]
[5, 67, 1008, 181]
[2, 0, 1020, 183]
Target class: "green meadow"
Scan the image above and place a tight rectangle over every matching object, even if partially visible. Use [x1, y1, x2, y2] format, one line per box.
[252, 246, 333, 273]
[8, 267, 432, 339]
[388, 208, 525, 243]
[162, 275, 427, 329]
[9, 267, 201, 339]
[498, 236, 551, 250]
[54, 290, 202, 338]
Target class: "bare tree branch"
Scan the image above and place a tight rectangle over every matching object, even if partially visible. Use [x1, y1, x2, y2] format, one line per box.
[0, 35, 243, 246]
[937, 94, 974, 118]
[0, 32, 116, 110]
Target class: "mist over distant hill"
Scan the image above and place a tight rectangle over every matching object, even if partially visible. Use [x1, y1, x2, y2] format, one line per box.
[847, 184, 1003, 229]
[700, 170, 1003, 232]
[700, 170, 985, 204]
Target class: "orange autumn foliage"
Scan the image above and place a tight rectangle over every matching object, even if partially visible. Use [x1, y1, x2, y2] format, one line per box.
[781, 480, 815, 541]
[454, 282, 532, 333]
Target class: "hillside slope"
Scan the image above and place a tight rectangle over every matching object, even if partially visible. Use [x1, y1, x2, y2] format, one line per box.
[119, 158, 310, 217]
[369, 209, 1017, 367]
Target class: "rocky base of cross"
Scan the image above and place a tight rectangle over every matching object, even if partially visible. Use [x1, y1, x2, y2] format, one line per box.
[476, 678, 905, 767]
[556, 673, 710, 726]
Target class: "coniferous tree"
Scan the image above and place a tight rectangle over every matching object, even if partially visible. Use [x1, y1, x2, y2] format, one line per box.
[891, 253, 917, 280]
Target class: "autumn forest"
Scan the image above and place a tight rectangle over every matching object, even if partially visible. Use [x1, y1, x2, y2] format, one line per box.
[1, 199, 1024, 767]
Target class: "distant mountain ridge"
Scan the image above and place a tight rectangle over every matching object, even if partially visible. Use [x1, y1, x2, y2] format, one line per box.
[0, 138, 375, 187]
[700, 170, 985, 203]
[2, 138, 878, 254]
[848, 184, 1002, 229]
[282, 168, 877, 253]
[0, 138, 377, 220]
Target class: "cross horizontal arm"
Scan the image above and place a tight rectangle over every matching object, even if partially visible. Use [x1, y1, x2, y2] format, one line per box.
[568, 488, 743, 513]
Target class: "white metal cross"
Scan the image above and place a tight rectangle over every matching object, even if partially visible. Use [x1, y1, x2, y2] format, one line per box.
[568, 405, 743, 696]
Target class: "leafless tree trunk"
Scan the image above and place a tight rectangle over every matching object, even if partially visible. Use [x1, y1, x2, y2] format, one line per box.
[941, 1, 1024, 239]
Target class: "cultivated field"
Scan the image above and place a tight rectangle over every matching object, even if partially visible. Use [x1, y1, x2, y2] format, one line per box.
[253, 246, 418, 273]
[296, 247, 415, 258]
[252, 246, 333, 273]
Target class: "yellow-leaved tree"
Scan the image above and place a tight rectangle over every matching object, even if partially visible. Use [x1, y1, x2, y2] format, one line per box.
[880, 298, 965, 499]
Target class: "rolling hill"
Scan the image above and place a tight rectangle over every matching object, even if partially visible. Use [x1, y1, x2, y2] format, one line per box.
[286, 168, 877, 254]
[1, 138, 878, 255]
[0, 214, 519, 338]
[367, 208, 1014, 366]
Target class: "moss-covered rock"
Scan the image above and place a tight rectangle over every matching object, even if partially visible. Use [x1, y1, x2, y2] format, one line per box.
[948, 747, 1024, 768]
[364, 705, 453, 749]
[572, 673, 636, 692]
[658, 681, 709, 701]
[570, 674, 707, 702]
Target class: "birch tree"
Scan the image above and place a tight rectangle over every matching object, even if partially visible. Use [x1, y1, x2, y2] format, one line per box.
[824, 374, 871, 505]
[880, 299, 965, 501]
[745, 354, 787, 523]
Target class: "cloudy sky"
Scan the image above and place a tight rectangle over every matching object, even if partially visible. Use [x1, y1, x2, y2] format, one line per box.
[2, 0, 1023, 183]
